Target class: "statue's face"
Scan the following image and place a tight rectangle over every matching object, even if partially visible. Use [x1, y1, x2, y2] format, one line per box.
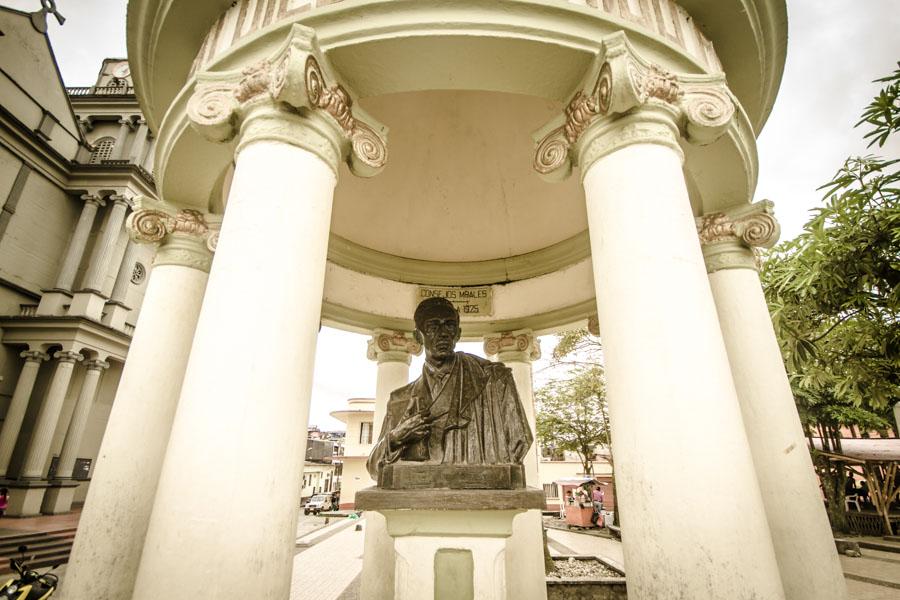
[420, 313, 460, 362]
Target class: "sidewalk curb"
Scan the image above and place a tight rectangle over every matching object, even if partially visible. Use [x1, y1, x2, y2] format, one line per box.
[844, 572, 900, 590]
[296, 517, 358, 547]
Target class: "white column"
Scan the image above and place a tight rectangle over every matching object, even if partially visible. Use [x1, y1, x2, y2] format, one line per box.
[361, 330, 420, 600]
[81, 196, 130, 293]
[131, 36, 387, 596]
[70, 195, 130, 319]
[0, 350, 49, 477]
[128, 119, 149, 163]
[110, 118, 132, 160]
[484, 330, 546, 600]
[103, 238, 142, 330]
[20, 351, 83, 478]
[38, 195, 103, 315]
[132, 139, 338, 599]
[700, 214, 848, 600]
[580, 110, 784, 599]
[41, 359, 109, 515]
[109, 239, 141, 304]
[56, 359, 108, 478]
[60, 205, 217, 600]
[484, 330, 541, 483]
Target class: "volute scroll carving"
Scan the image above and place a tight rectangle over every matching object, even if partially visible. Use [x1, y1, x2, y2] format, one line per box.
[187, 24, 387, 178]
[696, 200, 781, 273]
[126, 197, 222, 273]
[533, 32, 738, 180]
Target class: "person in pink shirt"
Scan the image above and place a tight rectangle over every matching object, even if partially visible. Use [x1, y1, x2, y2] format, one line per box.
[590, 484, 605, 527]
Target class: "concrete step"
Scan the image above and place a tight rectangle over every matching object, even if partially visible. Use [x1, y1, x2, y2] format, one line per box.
[0, 528, 76, 576]
[858, 539, 900, 555]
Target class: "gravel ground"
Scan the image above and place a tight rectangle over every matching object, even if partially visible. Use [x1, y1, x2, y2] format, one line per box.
[547, 557, 621, 579]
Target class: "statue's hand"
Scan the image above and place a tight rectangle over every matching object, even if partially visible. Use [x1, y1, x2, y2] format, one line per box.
[389, 412, 431, 448]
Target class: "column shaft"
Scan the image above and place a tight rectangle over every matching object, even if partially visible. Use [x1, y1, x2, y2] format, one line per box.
[21, 351, 82, 478]
[60, 233, 213, 600]
[0, 352, 48, 476]
[583, 141, 784, 598]
[110, 239, 141, 304]
[55, 360, 107, 478]
[133, 140, 337, 599]
[373, 360, 410, 440]
[128, 121, 149, 164]
[110, 120, 131, 160]
[489, 336, 546, 600]
[55, 197, 101, 291]
[81, 198, 129, 293]
[503, 359, 539, 484]
[709, 265, 848, 600]
[362, 341, 414, 600]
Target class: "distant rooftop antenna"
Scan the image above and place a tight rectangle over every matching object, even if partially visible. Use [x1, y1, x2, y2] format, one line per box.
[31, 0, 66, 34]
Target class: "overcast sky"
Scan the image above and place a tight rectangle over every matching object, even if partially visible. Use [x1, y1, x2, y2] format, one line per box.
[5, 0, 899, 430]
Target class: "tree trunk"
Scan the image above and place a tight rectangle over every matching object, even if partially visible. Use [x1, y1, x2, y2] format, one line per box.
[815, 454, 850, 533]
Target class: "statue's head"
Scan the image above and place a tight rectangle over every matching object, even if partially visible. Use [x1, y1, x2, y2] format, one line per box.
[414, 297, 461, 362]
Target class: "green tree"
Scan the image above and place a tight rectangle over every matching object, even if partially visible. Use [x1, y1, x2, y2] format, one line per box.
[761, 63, 900, 530]
[535, 362, 611, 477]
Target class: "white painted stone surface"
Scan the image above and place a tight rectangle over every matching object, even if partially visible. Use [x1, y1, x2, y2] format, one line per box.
[0, 351, 47, 476]
[583, 141, 785, 599]
[132, 140, 337, 599]
[59, 262, 209, 600]
[361, 349, 411, 600]
[20, 352, 81, 479]
[709, 265, 848, 600]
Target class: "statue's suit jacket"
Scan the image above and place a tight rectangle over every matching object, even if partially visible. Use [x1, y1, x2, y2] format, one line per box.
[367, 352, 533, 480]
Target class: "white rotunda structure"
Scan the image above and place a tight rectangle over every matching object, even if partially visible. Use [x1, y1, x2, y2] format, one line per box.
[58, 1, 847, 599]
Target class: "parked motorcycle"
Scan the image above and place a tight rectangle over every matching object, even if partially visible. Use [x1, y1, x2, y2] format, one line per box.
[0, 546, 59, 599]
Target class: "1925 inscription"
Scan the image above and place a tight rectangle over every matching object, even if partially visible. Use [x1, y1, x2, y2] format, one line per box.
[417, 286, 492, 316]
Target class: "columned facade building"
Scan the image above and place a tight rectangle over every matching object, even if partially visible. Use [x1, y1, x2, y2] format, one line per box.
[0, 1, 851, 599]
[0, 7, 157, 517]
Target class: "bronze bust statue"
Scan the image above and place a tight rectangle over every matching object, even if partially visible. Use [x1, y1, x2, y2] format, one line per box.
[366, 297, 534, 489]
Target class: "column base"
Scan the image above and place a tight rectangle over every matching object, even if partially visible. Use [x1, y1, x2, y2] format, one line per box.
[68, 290, 108, 320]
[36, 289, 72, 316]
[2, 480, 53, 517]
[41, 481, 80, 514]
[101, 301, 132, 331]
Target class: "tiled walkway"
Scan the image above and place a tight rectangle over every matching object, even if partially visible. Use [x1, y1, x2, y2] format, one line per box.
[290, 519, 365, 600]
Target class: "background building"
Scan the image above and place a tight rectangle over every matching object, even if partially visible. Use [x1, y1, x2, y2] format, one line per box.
[0, 6, 155, 516]
[330, 397, 374, 509]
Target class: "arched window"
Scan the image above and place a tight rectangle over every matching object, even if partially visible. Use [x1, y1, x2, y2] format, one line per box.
[90, 137, 115, 164]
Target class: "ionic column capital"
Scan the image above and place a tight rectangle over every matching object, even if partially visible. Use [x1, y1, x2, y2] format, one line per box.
[126, 197, 221, 273]
[79, 193, 105, 207]
[84, 359, 110, 372]
[366, 329, 422, 365]
[483, 329, 541, 363]
[53, 351, 84, 364]
[20, 350, 49, 363]
[107, 194, 134, 209]
[696, 200, 780, 273]
[187, 24, 387, 178]
[533, 32, 737, 180]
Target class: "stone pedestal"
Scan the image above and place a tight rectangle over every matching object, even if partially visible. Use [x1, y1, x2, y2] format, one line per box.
[4, 480, 54, 517]
[40, 481, 80, 515]
[101, 301, 131, 331]
[36, 289, 72, 316]
[357, 488, 545, 600]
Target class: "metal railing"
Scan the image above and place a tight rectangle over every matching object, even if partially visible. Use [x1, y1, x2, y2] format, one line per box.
[67, 85, 135, 97]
